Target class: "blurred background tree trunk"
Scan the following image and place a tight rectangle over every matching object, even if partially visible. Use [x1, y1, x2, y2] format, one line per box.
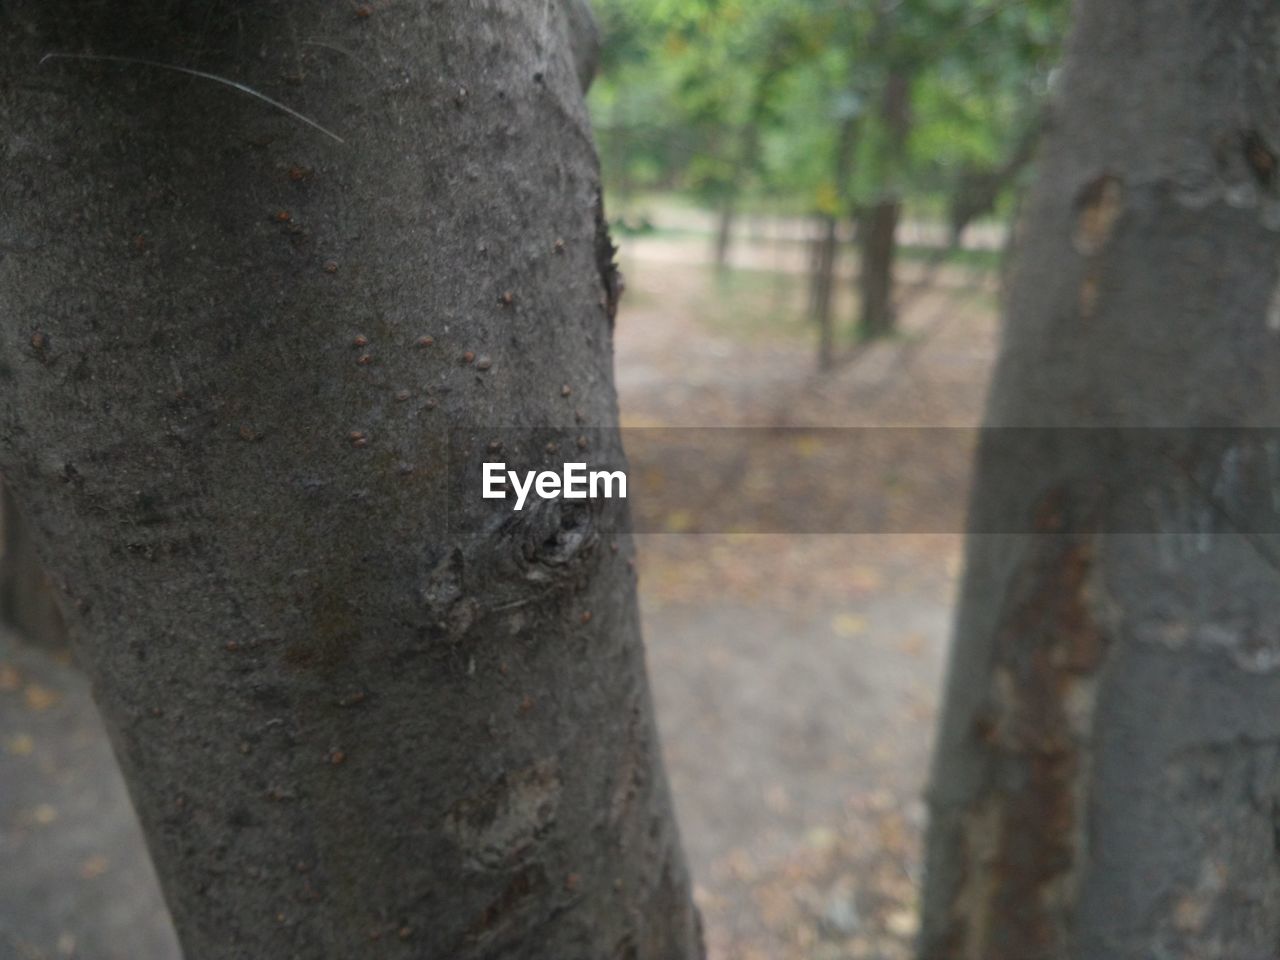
[858, 69, 911, 341]
[921, 2, 1280, 957]
[713, 122, 760, 273]
[811, 108, 861, 370]
[947, 114, 1043, 248]
[713, 195, 739, 271]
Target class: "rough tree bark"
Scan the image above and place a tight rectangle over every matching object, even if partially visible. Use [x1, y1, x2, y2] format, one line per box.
[0, 2, 702, 958]
[858, 69, 910, 340]
[922, 3, 1280, 959]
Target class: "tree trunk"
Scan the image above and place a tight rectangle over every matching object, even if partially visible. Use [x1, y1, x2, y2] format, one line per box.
[858, 70, 911, 340]
[948, 113, 1044, 247]
[810, 215, 839, 370]
[0, 482, 68, 649]
[921, 3, 1280, 959]
[713, 198, 737, 271]
[712, 122, 761, 272]
[858, 198, 901, 339]
[0, 3, 702, 958]
[811, 111, 861, 369]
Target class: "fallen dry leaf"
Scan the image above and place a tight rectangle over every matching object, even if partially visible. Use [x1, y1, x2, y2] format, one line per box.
[832, 614, 868, 637]
[25, 683, 62, 711]
[32, 803, 59, 825]
[79, 854, 110, 879]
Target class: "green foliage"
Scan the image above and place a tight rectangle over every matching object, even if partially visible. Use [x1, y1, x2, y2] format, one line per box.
[588, 0, 1071, 221]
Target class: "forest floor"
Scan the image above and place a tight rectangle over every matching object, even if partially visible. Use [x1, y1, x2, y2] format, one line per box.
[0, 230, 1001, 960]
[615, 231, 1001, 959]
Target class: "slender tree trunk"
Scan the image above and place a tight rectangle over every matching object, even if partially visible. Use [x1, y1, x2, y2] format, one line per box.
[807, 219, 825, 315]
[921, 3, 1280, 959]
[771, 206, 790, 313]
[713, 198, 737, 271]
[948, 113, 1044, 246]
[858, 197, 901, 338]
[0, 3, 702, 958]
[811, 111, 861, 370]
[859, 70, 911, 340]
[811, 215, 839, 370]
[0, 483, 68, 649]
[712, 122, 761, 272]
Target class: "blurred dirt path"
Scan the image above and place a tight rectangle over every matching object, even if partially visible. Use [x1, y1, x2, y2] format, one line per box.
[615, 238, 1000, 958]
[0, 630, 180, 960]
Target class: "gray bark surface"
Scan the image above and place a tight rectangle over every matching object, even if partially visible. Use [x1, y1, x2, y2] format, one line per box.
[0, 2, 701, 957]
[922, 3, 1280, 959]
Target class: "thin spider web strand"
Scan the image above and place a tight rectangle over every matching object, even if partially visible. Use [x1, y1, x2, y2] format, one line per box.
[39, 52, 346, 145]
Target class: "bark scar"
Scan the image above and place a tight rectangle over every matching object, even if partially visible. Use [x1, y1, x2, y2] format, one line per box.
[1242, 130, 1276, 189]
[946, 495, 1110, 960]
[1072, 173, 1124, 255]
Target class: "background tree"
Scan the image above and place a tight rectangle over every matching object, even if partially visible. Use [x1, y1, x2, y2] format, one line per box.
[589, 0, 1067, 366]
[921, 2, 1280, 957]
[853, 0, 1066, 341]
[0, 2, 702, 957]
[810, 95, 861, 369]
[593, 0, 811, 269]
